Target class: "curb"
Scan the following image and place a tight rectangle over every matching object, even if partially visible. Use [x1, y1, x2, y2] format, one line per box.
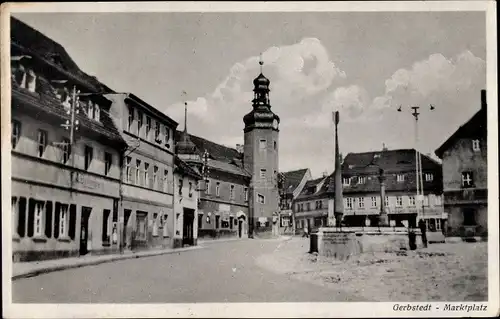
[445, 236, 488, 243]
[12, 246, 203, 281]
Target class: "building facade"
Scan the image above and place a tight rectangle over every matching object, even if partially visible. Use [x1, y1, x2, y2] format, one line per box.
[10, 17, 127, 261]
[435, 90, 488, 238]
[175, 112, 251, 240]
[278, 168, 312, 234]
[294, 174, 332, 232]
[339, 149, 445, 230]
[106, 93, 178, 250]
[243, 68, 281, 237]
[173, 156, 202, 247]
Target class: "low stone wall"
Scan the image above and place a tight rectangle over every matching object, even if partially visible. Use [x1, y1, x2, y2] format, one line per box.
[311, 227, 425, 261]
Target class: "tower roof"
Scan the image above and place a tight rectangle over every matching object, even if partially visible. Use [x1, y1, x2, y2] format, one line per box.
[253, 73, 270, 89]
[176, 102, 197, 155]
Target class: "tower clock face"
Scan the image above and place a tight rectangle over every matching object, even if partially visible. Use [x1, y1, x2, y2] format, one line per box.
[272, 119, 278, 129]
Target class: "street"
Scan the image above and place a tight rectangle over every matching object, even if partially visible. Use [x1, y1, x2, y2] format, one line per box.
[12, 238, 364, 303]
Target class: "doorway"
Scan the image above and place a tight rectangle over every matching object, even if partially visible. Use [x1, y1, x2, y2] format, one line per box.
[215, 215, 220, 229]
[238, 219, 243, 238]
[79, 206, 92, 255]
[183, 208, 195, 246]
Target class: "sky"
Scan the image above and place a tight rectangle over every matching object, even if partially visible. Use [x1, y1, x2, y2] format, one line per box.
[13, 11, 487, 178]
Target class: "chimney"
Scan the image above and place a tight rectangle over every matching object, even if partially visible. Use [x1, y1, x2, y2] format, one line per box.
[481, 89, 487, 110]
[322, 170, 328, 178]
[382, 143, 388, 152]
[236, 144, 243, 154]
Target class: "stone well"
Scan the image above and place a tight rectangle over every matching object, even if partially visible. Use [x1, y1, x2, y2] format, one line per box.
[310, 227, 425, 261]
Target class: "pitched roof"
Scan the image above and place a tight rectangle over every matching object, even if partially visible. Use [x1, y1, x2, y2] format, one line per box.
[281, 168, 309, 195]
[175, 131, 241, 162]
[296, 175, 332, 200]
[435, 107, 487, 158]
[10, 17, 125, 147]
[174, 156, 202, 180]
[325, 149, 443, 195]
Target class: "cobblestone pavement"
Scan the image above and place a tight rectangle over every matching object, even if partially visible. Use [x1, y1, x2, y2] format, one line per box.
[12, 238, 365, 303]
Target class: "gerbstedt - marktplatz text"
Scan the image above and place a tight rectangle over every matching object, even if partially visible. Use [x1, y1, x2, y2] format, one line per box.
[444, 304, 487, 312]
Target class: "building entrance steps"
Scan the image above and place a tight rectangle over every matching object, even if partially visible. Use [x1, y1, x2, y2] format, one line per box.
[12, 246, 202, 280]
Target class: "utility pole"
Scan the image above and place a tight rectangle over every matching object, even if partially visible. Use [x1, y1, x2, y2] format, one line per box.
[398, 104, 435, 226]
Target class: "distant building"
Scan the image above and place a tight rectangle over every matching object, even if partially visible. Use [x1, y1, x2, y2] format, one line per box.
[294, 174, 332, 232]
[106, 93, 179, 250]
[435, 90, 488, 238]
[278, 168, 311, 233]
[339, 149, 445, 229]
[10, 17, 127, 261]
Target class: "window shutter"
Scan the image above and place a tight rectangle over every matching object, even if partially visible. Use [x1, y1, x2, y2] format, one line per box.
[69, 204, 76, 239]
[54, 203, 60, 239]
[18, 197, 27, 237]
[27, 199, 35, 237]
[45, 201, 53, 238]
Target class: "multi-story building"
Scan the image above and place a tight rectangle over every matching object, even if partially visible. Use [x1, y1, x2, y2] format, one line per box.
[339, 149, 445, 229]
[278, 168, 311, 234]
[243, 68, 281, 237]
[105, 93, 178, 250]
[173, 156, 202, 247]
[435, 90, 488, 238]
[294, 174, 332, 232]
[10, 17, 127, 261]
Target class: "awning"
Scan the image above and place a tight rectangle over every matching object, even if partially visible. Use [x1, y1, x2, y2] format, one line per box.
[236, 211, 246, 219]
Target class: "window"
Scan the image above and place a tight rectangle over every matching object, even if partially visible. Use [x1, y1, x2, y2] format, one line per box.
[61, 138, 71, 164]
[164, 126, 170, 143]
[153, 166, 158, 189]
[229, 185, 235, 200]
[143, 162, 149, 187]
[189, 182, 193, 198]
[94, 104, 100, 122]
[371, 197, 377, 208]
[125, 157, 132, 182]
[84, 145, 93, 170]
[12, 120, 21, 149]
[163, 169, 169, 192]
[408, 196, 416, 206]
[385, 196, 390, 207]
[425, 173, 433, 182]
[135, 160, 141, 185]
[128, 105, 134, 130]
[215, 182, 220, 197]
[26, 69, 37, 92]
[472, 139, 481, 152]
[178, 179, 183, 195]
[435, 195, 442, 206]
[358, 176, 366, 184]
[315, 201, 320, 209]
[146, 116, 151, 138]
[397, 174, 405, 182]
[260, 169, 266, 179]
[306, 202, 311, 211]
[461, 171, 474, 188]
[152, 213, 159, 237]
[358, 197, 365, 208]
[58, 204, 69, 238]
[273, 141, 277, 150]
[345, 198, 354, 210]
[104, 152, 112, 175]
[259, 139, 266, 150]
[137, 111, 143, 136]
[34, 201, 45, 237]
[206, 179, 211, 194]
[37, 130, 47, 157]
[343, 177, 350, 186]
[163, 214, 169, 237]
[155, 122, 161, 142]
[423, 195, 429, 206]
[88, 101, 95, 119]
[396, 196, 403, 207]
[257, 194, 265, 204]
[244, 187, 248, 201]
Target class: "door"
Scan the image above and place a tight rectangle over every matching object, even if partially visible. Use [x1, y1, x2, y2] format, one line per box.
[183, 208, 194, 246]
[80, 206, 92, 255]
[238, 220, 243, 238]
[215, 215, 220, 229]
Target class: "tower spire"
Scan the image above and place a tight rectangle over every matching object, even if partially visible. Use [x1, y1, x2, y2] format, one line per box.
[259, 52, 263, 73]
[184, 101, 188, 133]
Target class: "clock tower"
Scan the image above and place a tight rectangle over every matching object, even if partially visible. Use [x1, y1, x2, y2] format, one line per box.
[243, 58, 280, 238]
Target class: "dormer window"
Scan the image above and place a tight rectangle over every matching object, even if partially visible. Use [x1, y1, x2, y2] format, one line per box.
[26, 69, 37, 92]
[342, 177, 350, 186]
[425, 173, 433, 182]
[88, 101, 95, 119]
[358, 176, 366, 184]
[94, 104, 100, 122]
[397, 174, 405, 182]
[472, 139, 481, 152]
[155, 122, 161, 143]
[127, 105, 134, 131]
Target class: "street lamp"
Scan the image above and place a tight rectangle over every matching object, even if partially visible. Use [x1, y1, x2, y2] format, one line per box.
[397, 104, 435, 225]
